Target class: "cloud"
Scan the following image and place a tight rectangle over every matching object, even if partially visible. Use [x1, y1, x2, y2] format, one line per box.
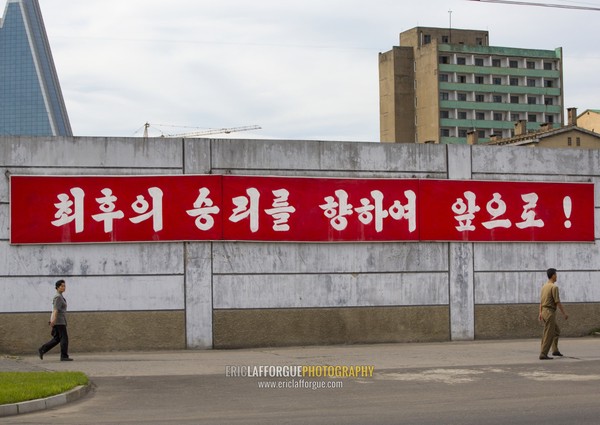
[38, 0, 600, 140]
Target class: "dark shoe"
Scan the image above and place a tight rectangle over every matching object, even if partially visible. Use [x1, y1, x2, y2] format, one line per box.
[38, 348, 44, 360]
[539, 354, 553, 360]
[552, 351, 563, 357]
[60, 357, 73, 361]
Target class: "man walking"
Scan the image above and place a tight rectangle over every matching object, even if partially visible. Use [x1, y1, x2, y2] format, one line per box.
[38, 279, 73, 361]
[539, 268, 568, 360]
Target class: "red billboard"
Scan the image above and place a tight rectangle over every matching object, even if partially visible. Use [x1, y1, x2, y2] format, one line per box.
[9, 175, 595, 244]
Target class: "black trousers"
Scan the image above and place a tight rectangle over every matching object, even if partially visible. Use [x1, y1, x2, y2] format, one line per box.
[40, 325, 69, 359]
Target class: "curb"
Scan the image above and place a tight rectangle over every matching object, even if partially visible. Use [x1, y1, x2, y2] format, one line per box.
[0, 382, 92, 417]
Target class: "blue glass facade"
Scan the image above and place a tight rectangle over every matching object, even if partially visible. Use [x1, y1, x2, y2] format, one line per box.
[0, 0, 72, 136]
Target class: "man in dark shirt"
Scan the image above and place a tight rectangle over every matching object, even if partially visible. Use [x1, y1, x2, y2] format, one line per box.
[38, 279, 73, 361]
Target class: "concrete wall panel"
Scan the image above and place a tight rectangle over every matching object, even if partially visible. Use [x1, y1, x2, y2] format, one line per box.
[213, 242, 448, 274]
[449, 243, 474, 340]
[319, 141, 446, 173]
[0, 203, 7, 240]
[0, 311, 185, 354]
[475, 303, 600, 340]
[211, 139, 323, 171]
[472, 146, 600, 176]
[0, 275, 184, 312]
[184, 242, 213, 348]
[447, 144, 472, 180]
[1, 167, 184, 203]
[0, 242, 184, 276]
[0, 137, 183, 168]
[474, 243, 600, 272]
[183, 138, 211, 174]
[475, 271, 600, 304]
[213, 306, 450, 348]
[211, 139, 447, 173]
[213, 272, 448, 309]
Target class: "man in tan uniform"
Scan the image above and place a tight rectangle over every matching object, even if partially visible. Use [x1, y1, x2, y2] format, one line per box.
[538, 268, 568, 360]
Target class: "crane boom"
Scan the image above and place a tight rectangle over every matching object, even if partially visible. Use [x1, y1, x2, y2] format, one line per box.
[468, 0, 600, 12]
[167, 125, 261, 137]
[141, 123, 261, 138]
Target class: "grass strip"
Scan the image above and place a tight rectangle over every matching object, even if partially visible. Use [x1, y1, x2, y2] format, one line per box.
[0, 371, 88, 405]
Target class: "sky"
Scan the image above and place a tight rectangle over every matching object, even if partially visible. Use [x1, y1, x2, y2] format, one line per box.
[32, 0, 600, 141]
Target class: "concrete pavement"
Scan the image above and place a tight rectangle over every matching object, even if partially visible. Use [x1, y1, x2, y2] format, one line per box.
[2, 337, 600, 418]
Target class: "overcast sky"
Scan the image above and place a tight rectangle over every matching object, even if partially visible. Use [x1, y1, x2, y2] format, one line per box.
[35, 0, 600, 141]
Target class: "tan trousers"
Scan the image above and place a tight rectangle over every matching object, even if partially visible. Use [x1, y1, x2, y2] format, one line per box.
[540, 308, 560, 356]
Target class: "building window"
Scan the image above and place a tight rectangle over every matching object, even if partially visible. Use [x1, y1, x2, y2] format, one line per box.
[576, 137, 581, 146]
[547, 115, 554, 123]
[458, 111, 467, 119]
[510, 77, 519, 86]
[475, 94, 485, 102]
[475, 75, 484, 84]
[493, 113, 503, 121]
[457, 57, 466, 65]
[458, 129, 468, 137]
[493, 77, 502, 85]
[423, 34, 431, 44]
[511, 114, 520, 121]
[476, 112, 485, 120]
[493, 95, 503, 103]
[510, 96, 519, 104]
[478, 130, 486, 138]
[458, 75, 467, 83]
[527, 78, 536, 87]
[544, 62, 553, 70]
[439, 74, 449, 82]
[528, 114, 537, 122]
[475, 58, 484, 66]
[439, 56, 449, 64]
[567, 137, 572, 146]
[476, 37, 483, 45]
[457, 93, 467, 101]
[527, 96, 537, 105]
[440, 110, 450, 119]
[544, 98, 554, 106]
[544, 80, 554, 88]
[442, 35, 449, 43]
[492, 58, 501, 67]
[441, 129, 450, 137]
[440, 92, 449, 100]
[527, 61, 535, 69]
[509, 60, 518, 68]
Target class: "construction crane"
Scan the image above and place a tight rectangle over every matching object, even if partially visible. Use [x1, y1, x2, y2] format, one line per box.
[467, 0, 600, 12]
[141, 123, 261, 138]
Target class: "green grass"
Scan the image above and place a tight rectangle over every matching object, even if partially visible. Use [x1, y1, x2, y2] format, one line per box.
[0, 371, 88, 405]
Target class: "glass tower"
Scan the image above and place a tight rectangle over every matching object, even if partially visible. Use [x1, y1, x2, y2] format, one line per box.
[0, 0, 72, 136]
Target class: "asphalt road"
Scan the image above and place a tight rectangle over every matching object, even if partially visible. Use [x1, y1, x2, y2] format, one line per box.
[4, 339, 600, 424]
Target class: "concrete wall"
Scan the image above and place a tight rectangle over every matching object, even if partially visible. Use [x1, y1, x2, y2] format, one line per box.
[1, 136, 598, 354]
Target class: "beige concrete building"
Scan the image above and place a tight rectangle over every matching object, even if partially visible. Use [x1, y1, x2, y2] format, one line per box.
[379, 27, 564, 144]
[577, 109, 600, 134]
[486, 107, 600, 148]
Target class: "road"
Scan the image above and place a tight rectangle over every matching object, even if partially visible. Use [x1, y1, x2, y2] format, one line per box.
[4, 339, 600, 424]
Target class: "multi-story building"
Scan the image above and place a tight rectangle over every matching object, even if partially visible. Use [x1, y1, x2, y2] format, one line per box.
[0, 0, 72, 136]
[379, 27, 563, 144]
